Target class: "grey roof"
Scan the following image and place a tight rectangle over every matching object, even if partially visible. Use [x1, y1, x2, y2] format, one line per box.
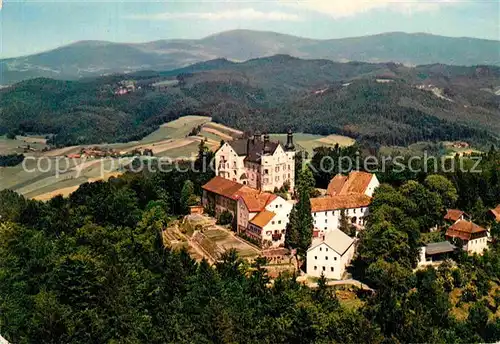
[228, 139, 280, 163]
[308, 229, 355, 256]
[425, 241, 456, 255]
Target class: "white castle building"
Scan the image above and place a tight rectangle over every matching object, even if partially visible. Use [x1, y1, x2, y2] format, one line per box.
[215, 131, 296, 193]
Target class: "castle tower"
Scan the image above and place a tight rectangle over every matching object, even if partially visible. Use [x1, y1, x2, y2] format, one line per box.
[284, 129, 296, 193]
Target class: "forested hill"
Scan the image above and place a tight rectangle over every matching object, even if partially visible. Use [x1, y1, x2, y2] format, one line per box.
[0, 56, 499, 147]
[1, 30, 499, 84]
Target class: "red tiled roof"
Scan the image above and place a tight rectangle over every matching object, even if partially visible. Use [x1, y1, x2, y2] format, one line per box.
[250, 210, 276, 228]
[491, 205, 500, 222]
[326, 171, 374, 196]
[237, 191, 277, 213]
[445, 220, 487, 241]
[311, 194, 372, 212]
[327, 175, 347, 196]
[444, 209, 464, 222]
[202, 177, 278, 211]
[202, 176, 245, 200]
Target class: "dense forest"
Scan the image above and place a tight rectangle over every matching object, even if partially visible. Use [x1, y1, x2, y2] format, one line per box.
[0, 57, 498, 147]
[0, 153, 24, 167]
[1, 144, 499, 343]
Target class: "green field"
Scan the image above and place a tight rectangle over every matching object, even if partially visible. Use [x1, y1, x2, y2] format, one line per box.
[0, 117, 356, 200]
[270, 133, 355, 154]
[0, 135, 49, 155]
[140, 116, 212, 143]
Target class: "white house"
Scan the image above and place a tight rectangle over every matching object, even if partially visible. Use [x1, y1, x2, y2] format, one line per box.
[215, 131, 296, 193]
[310, 194, 372, 234]
[306, 230, 355, 280]
[244, 196, 293, 248]
[446, 220, 489, 255]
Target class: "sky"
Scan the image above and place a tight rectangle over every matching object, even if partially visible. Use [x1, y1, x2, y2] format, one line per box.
[0, 0, 499, 58]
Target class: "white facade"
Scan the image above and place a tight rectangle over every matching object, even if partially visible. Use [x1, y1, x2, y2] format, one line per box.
[306, 230, 355, 280]
[258, 145, 295, 193]
[245, 197, 293, 248]
[312, 206, 370, 233]
[464, 236, 488, 255]
[214, 137, 295, 193]
[215, 143, 246, 183]
[364, 175, 380, 197]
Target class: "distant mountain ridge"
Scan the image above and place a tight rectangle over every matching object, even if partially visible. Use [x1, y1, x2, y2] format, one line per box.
[1, 30, 499, 84]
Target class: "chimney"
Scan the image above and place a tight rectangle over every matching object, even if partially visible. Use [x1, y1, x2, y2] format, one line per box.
[285, 129, 295, 151]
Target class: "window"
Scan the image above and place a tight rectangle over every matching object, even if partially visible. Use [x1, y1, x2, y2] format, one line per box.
[325, 219, 328, 223]
[320, 247, 322, 251]
[334, 257, 337, 261]
[325, 256, 328, 260]
[315, 256, 317, 260]
[314, 213, 317, 217]
[271, 221, 275, 225]
[330, 267, 334, 272]
[326, 248, 328, 252]
[278, 220, 282, 224]
[314, 266, 317, 270]
[276, 205, 279, 209]
[322, 266, 326, 271]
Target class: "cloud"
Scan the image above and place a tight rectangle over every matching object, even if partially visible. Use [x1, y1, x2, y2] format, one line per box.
[280, 0, 459, 18]
[126, 8, 301, 21]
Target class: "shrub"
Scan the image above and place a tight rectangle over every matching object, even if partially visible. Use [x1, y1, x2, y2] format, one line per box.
[217, 210, 233, 226]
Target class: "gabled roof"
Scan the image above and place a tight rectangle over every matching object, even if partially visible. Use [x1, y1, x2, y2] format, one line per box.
[238, 191, 277, 213]
[326, 171, 374, 196]
[311, 194, 372, 212]
[202, 176, 245, 200]
[425, 241, 456, 255]
[308, 230, 354, 256]
[226, 138, 280, 163]
[444, 209, 465, 222]
[491, 205, 500, 222]
[250, 210, 276, 228]
[326, 175, 347, 196]
[202, 177, 278, 210]
[446, 220, 487, 241]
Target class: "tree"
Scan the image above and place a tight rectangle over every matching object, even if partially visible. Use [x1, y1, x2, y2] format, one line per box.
[424, 175, 458, 209]
[217, 210, 233, 226]
[339, 209, 356, 237]
[180, 180, 197, 214]
[286, 167, 314, 258]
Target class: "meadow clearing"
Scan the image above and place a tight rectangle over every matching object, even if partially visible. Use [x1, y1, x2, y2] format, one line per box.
[0, 116, 355, 200]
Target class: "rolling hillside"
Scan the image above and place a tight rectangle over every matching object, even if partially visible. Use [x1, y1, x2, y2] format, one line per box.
[0, 56, 499, 148]
[1, 30, 499, 84]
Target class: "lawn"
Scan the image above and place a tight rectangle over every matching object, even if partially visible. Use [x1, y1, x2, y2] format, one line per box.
[204, 228, 260, 259]
[0, 135, 48, 155]
[269, 133, 355, 155]
[140, 116, 212, 143]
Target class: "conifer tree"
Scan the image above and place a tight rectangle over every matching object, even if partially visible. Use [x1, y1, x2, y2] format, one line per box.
[285, 167, 314, 257]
